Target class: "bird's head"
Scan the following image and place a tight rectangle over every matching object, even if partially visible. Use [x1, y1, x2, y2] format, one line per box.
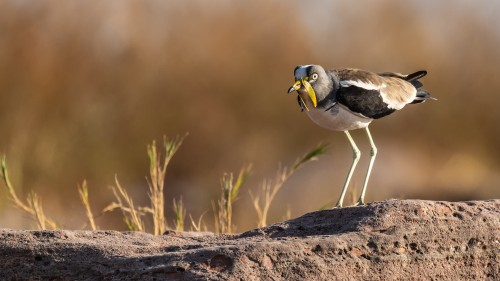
[287, 64, 329, 110]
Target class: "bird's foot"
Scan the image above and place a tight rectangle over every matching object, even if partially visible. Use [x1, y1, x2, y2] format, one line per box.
[353, 199, 365, 206]
[334, 200, 343, 208]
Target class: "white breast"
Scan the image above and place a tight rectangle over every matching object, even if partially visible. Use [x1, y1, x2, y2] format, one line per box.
[305, 104, 373, 131]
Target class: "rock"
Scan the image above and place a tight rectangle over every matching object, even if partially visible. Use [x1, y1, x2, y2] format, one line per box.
[0, 199, 498, 280]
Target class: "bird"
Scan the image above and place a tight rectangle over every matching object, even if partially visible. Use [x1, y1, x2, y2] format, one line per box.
[287, 65, 435, 207]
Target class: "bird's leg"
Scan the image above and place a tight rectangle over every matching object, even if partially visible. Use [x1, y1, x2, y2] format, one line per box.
[335, 130, 360, 207]
[357, 127, 377, 205]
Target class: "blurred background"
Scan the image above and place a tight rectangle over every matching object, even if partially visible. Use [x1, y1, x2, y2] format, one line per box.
[0, 0, 499, 231]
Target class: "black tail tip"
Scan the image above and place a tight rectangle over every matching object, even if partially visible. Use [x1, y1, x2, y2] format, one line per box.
[410, 88, 436, 104]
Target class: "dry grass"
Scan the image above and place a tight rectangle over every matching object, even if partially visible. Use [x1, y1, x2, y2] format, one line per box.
[189, 211, 208, 232]
[282, 206, 292, 221]
[146, 134, 187, 235]
[1, 156, 57, 229]
[26, 191, 57, 230]
[172, 197, 186, 231]
[214, 165, 252, 233]
[77, 180, 97, 230]
[250, 143, 328, 228]
[2, 138, 328, 233]
[101, 134, 186, 234]
[103, 175, 146, 232]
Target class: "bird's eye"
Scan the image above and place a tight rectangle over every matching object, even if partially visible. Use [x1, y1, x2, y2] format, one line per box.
[311, 73, 319, 80]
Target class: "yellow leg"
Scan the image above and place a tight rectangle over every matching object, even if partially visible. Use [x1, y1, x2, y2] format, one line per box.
[358, 127, 377, 205]
[335, 131, 360, 207]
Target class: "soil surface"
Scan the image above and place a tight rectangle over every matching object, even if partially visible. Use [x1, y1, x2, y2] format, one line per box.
[1, 199, 499, 280]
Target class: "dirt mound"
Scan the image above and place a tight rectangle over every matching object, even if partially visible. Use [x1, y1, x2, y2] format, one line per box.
[1, 199, 498, 280]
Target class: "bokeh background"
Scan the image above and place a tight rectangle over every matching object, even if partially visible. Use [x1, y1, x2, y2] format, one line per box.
[0, 0, 499, 231]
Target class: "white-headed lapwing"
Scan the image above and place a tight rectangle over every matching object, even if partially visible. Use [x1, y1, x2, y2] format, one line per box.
[287, 65, 435, 207]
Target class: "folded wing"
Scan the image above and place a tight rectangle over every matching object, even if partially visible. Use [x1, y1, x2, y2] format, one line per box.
[334, 69, 424, 119]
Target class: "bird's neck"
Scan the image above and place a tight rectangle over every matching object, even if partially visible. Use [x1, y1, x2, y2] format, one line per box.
[316, 72, 340, 108]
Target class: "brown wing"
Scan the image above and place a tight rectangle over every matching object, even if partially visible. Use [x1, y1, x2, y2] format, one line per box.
[334, 68, 417, 112]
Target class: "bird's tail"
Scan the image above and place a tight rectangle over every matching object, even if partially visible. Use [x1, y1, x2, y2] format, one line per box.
[411, 89, 435, 104]
[405, 70, 436, 104]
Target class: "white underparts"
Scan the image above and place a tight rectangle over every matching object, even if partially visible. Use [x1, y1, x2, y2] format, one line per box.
[305, 103, 372, 131]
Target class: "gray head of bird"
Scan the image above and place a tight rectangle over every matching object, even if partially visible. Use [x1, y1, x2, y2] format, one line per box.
[287, 64, 332, 111]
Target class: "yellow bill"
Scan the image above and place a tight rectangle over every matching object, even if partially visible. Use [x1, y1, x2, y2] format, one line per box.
[288, 78, 317, 111]
[301, 78, 317, 108]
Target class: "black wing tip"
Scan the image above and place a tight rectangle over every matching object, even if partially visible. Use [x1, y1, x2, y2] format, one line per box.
[410, 96, 437, 104]
[406, 70, 427, 81]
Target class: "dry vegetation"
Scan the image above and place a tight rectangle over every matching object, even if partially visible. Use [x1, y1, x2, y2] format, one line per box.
[213, 165, 252, 233]
[251, 144, 328, 228]
[1, 156, 57, 230]
[77, 180, 96, 230]
[1, 137, 327, 233]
